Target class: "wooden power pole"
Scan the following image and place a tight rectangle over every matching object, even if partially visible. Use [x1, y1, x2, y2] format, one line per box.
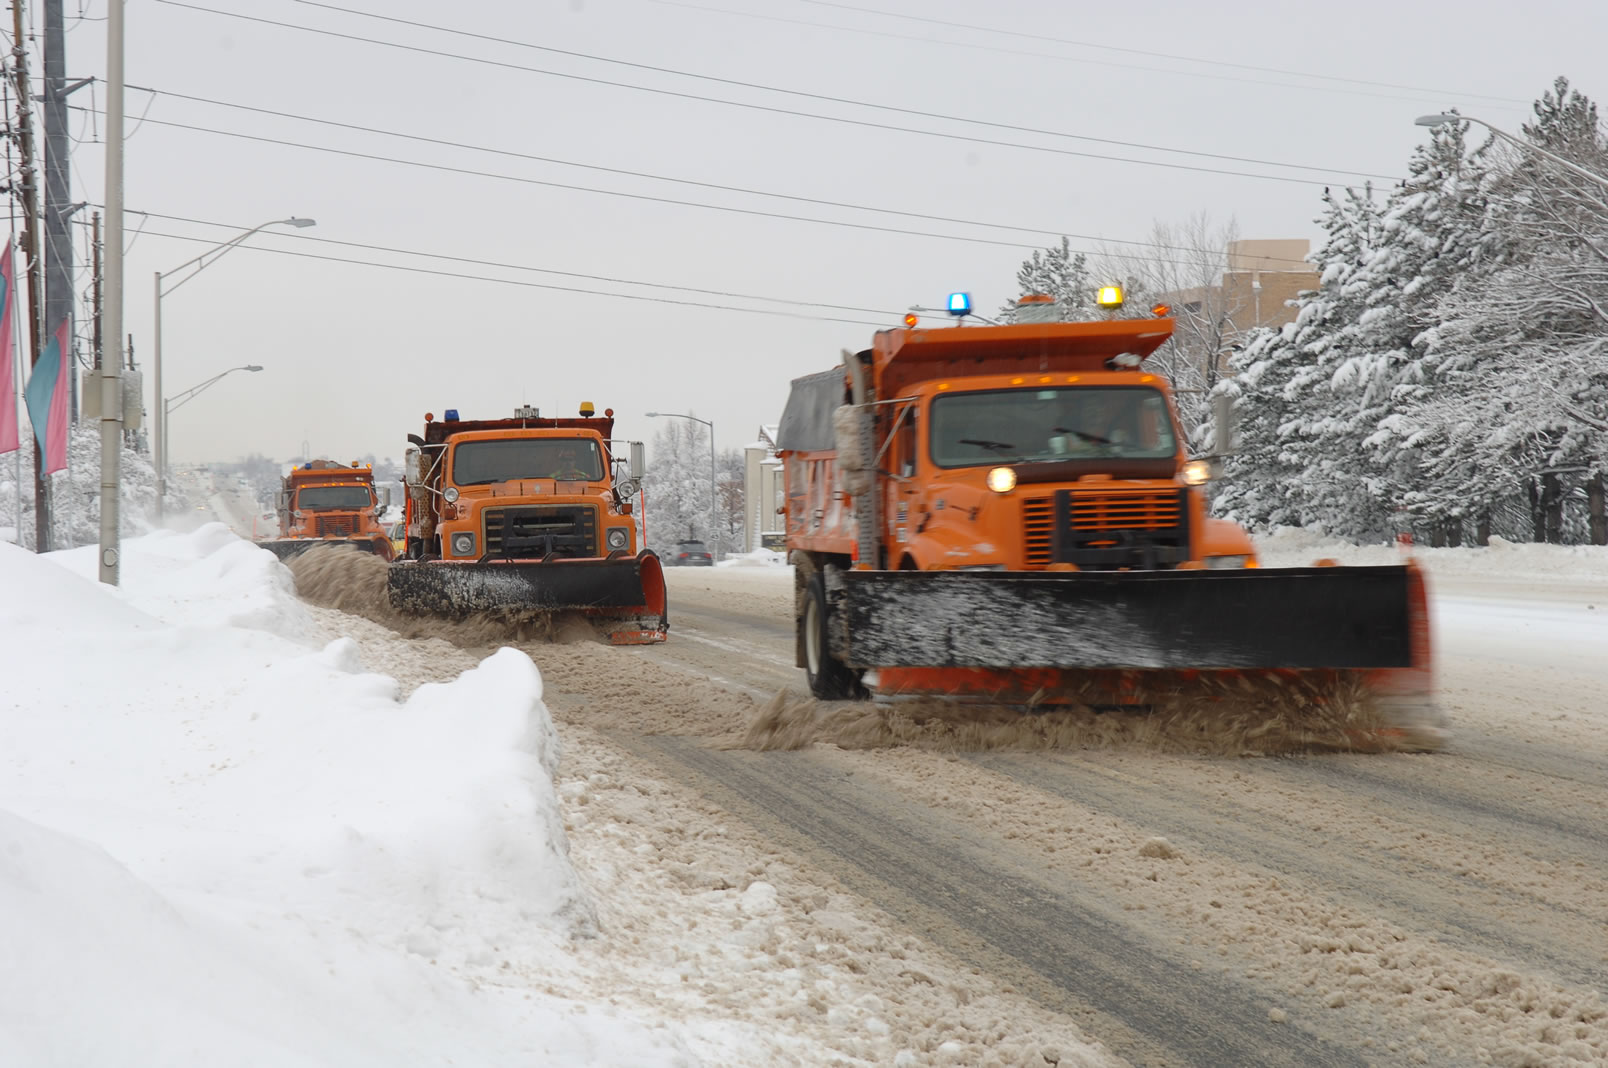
[10, 0, 47, 550]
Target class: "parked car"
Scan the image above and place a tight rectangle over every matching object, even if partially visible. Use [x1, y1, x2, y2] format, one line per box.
[670, 540, 713, 566]
[387, 521, 407, 558]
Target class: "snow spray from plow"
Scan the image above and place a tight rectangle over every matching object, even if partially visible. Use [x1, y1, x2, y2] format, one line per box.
[285, 547, 607, 645]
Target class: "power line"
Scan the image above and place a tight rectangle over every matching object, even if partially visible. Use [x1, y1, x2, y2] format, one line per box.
[67, 105, 1048, 250]
[122, 207, 904, 317]
[119, 84, 1318, 267]
[81, 105, 1330, 272]
[135, 226, 895, 327]
[648, 0, 1524, 110]
[154, 0, 1389, 187]
[79, 209, 899, 326]
[287, 0, 1392, 179]
[792, 0, 1529, 106]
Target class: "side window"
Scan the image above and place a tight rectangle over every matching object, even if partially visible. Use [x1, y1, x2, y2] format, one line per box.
[897, 409, 918, 477]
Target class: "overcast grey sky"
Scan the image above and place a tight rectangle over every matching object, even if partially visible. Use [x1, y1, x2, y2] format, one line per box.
[47, 0, 1608, 464]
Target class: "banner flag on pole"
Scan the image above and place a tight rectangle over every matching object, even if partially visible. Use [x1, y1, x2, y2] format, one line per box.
[24, 317, 70, 474]
[0, 242, 17, 455]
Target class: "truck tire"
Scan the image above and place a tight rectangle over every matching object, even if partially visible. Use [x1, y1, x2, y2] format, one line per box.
[804, 571, 864, 700]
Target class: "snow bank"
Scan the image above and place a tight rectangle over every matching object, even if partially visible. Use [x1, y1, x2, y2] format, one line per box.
[0, 530, 692, 1065]
[714, 547, 787, 568]
[1253, 526, 1608, 585]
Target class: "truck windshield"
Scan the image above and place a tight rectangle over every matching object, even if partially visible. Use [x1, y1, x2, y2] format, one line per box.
[295, 485, 373, 510]
[929, 386, 1177, 467]
[452, 438, 605, 484]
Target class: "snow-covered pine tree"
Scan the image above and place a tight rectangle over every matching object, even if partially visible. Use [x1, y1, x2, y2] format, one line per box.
[1409, 78, 1608, 543]
[997, 237, 1096, 322]
[1313, 119, 1496, 541]
[1216, 188, 1385, 534]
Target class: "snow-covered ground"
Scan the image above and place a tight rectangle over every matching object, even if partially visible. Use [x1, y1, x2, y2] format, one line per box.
[1, 527, 1113, 1066]
[4, 523, 1605, 1065]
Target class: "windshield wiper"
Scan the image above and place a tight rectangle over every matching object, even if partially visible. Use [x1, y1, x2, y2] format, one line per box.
[958, 438, 1018, 453]
[1054, 425, 1112, 445]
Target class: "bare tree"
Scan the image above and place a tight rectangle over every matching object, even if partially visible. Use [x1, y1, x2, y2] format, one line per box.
[1095, 214, 1246, 445]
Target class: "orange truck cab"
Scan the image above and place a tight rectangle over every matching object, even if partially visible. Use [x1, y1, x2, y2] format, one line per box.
[260, 459, 394, 560]
[388, 404, 666, 643]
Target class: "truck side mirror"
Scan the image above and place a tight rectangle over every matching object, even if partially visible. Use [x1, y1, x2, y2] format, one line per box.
[403, 447, 420, 486]
[382, 487, 393, 508]
[629, 441, 646, 481]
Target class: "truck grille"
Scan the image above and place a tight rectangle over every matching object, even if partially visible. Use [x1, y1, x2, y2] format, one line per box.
[483, 505, 599, 560]
[1069, 490, 1182, 532]
[1042, 488, 1190, 570]
[1023, 497, 1055, 565]
[315, 515, 355, 537]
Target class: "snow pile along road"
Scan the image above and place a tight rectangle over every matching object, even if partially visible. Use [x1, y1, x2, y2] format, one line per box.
[0, 526, 694, 1065]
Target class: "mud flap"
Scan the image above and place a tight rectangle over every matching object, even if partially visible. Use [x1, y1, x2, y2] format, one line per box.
[830, 566, 1416, 670]
[387, 550, 668, 642]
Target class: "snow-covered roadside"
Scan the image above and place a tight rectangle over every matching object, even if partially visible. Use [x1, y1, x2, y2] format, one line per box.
[0, 528, 687, 1065]
[2, 527, 1115, 1067]
[1251, 526, 1608, 589]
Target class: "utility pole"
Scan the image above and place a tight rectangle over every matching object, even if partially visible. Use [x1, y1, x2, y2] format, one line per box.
[42, 0, 73, 422]
[90, 210, 99, 369]
[12, 0, 47, 550]
[98, 0, 123, 583]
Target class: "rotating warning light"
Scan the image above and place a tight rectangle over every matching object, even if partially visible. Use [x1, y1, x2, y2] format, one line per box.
[946, 292, 972, 316]
[444, 409, 460, 422]
[1095, 285, 1125, 309]
[579, 401, 595, 416]
[903, 312, 919, 327]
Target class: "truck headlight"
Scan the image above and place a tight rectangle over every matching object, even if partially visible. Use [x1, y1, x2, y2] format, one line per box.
[450, 532, 476, 557]
[1205, 554, 1250, 569]
[986, 467, 1016, 493]
[1181, 460, 1211, 486]
[443, 486, 460, 503]
[606, 527, 629, 551]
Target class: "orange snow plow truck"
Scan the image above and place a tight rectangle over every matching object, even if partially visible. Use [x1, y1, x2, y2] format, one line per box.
[777, 294, 1446, 750]
[259, 460, 394, 561]
[387, 404, 667, 643]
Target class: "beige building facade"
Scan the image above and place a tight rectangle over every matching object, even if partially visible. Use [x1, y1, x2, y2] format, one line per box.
[742, 424, 786, 552]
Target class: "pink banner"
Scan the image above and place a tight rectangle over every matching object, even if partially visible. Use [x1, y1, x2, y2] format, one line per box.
[42, 317, 69, 473]
[0, 242, 16, 455]
[24, 316, 70, 474]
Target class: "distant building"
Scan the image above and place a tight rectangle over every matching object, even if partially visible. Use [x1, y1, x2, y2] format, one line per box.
[1161, 239, 1320, 383]
[742, 425, 785, 553]
[1220, 238, 1318, 337]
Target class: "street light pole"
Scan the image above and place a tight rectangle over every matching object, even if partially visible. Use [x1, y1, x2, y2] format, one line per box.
[162, 364, 263, 485]
[154, 216, 315, 520]
[1415, 113, 1608, 192]
[99, 0, 124, 583]
[645, 411, 716, 547]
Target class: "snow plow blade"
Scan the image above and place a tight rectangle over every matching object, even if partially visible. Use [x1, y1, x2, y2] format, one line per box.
[259, 536, 393, 562]
[387, 550, 668, 644]
[829, 563, 1443, 750]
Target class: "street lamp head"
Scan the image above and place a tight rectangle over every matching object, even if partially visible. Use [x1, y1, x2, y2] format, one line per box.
[283, 217, 317, 228]
[1415, 113, 1459, 127]
[244, 365, 264, 372]
[645, 411, 660, 417]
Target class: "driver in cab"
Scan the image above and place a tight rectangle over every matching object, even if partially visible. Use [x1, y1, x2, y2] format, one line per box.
[547, 443, 588, 480]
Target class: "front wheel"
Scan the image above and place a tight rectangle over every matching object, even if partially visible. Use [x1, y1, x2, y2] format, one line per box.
[803, 571, 865, 700]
